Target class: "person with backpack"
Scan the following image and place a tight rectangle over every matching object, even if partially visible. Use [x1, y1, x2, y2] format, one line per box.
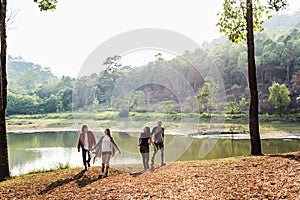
[151, 120, 166, 167]
[77, 125, 96, 171]
[138, 126, 157, 171]
[92, 128, 121, 178]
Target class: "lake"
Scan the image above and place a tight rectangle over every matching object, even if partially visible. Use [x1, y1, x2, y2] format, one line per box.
[7, 131, 300, 176]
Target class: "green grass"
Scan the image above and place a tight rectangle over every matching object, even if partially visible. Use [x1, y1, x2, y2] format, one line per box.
[6, 111, 300, 132]
[22, 162, 71, 176]
[47, 121, 75, 128]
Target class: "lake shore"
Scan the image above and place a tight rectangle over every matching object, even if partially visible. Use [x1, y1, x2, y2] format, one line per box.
[1, 152, 299, 199]
[7, 125, 300, 139]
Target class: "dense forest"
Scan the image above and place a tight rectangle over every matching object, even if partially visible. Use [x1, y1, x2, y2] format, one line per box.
[7, 12, 300, 116]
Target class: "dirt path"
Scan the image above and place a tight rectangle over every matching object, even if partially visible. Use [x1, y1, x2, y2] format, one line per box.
[1, 152, 300, 199]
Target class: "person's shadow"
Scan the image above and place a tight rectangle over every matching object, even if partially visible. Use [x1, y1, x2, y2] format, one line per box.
[269, 152, 300, 162]
[75, 174, 99, 188]
[39, 170, 98, 195]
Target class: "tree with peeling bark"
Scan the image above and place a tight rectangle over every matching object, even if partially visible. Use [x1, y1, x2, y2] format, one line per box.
[217, 0, 287, 155]
[0, 0, 57, 180]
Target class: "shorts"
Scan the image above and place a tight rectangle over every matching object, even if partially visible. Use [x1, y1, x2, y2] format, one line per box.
[102, 151, 112, 165]
[140, 145, 150, 154]
[154, 142, 164, 150]
[102, 151, 112, 156]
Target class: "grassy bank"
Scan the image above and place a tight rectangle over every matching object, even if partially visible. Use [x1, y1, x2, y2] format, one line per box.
[1, 152, 299, 199]
[6, 112, 300, 133]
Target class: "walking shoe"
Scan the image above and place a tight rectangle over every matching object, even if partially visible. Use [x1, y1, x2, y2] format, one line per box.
[161, 163, 166, 167]
[104, 172, 108, 177]
[87, 162, 91, 168]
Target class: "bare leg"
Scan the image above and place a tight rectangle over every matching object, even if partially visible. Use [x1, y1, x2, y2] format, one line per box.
[101, 154, 108, 174]
[145, 153, 149, 169]
[160, 148, 165, 166]
[151, 149, 158, 164]
[105, 155, 111, 177]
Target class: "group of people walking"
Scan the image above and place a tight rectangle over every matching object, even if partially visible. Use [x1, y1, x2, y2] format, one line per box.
[77, 121, 165, 177]
[138, 120, 165, 170]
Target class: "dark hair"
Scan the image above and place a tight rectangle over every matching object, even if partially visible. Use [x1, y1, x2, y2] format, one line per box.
[82, 125, 88, 132]
[105, 128, 112, 139]
[145, 126, 150, 135]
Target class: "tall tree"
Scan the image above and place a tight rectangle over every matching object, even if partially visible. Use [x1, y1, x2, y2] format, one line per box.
[0, 0, 57, 180]
[0, 0, 9, 180]
[217, 0, 287, 155]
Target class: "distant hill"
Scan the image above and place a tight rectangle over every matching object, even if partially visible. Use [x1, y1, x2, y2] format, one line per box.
[202, 11, 300, 50]
[7, 55, 54, 82]
[263, 11, 300, 31]
[7, 55, 55, 92]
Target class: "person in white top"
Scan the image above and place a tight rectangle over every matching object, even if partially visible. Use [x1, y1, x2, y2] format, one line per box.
[83, 133, 89, 150]
[92, 128, 121, 178]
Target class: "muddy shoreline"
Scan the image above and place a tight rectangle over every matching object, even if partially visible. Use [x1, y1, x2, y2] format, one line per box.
[7, 126, 300, 139]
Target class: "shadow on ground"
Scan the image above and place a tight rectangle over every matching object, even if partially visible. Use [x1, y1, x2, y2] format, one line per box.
[269, 152, 300, 162]
[39, 170, 87, 195]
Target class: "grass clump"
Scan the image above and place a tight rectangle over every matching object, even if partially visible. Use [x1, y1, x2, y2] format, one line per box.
[23, 162, 71, 176]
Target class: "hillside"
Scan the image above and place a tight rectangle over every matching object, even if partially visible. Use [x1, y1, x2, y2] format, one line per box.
[5, 11, 300, 115]
[7, 55, 54, 92]
[264, 11, 300, 32]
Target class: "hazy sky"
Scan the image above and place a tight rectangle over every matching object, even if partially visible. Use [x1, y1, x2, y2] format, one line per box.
[7, 0, 300, 77]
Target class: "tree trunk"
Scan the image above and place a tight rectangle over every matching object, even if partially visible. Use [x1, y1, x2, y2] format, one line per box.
[0, 0, 9, 180]
[246, 0, 262, 156]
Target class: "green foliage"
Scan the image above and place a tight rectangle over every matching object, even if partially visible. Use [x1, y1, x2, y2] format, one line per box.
[94, 55, 131, 106]
[159, 100, 180, 114]
[217, 0, 269, 43]
[7, 56, 54, 93]
[24, 162, 70, 176]
[268, 82, 291, 116]
[217, 0, 287, 43]
[6, 13, 300, 116]
[93, 98, 99, 111]
[226, 101, 239, 114]
[239, 97, 248, 111]
[291, 70, 300, 95]
[56, 162, 71, 170]
[43, 94, 59, 113]
[197, 77, 219, 113]
[130, 91, 145, 112]
[297, 96, 300, 102]
[34, 0, 58, 11]
[111, 95, 129, 112]
[7, 92, 41, 115]
[118, 109, 129, 118]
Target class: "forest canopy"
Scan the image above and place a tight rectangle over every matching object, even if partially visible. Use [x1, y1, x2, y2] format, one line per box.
[7, 12, 300, 116]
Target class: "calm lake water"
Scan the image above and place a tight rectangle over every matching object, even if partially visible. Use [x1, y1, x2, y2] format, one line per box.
[7, 131, 300, 176]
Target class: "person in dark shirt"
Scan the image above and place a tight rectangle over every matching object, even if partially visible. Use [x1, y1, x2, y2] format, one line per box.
[151, 120, 165, 166]
[138, 126, 156, 170]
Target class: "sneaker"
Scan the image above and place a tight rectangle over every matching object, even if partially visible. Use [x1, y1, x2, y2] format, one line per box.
[161, 163, 166, 167]
[104, 172, 108, 177]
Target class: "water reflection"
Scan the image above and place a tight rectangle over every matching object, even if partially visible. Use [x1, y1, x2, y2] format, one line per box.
[7, 131, 300, 176]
